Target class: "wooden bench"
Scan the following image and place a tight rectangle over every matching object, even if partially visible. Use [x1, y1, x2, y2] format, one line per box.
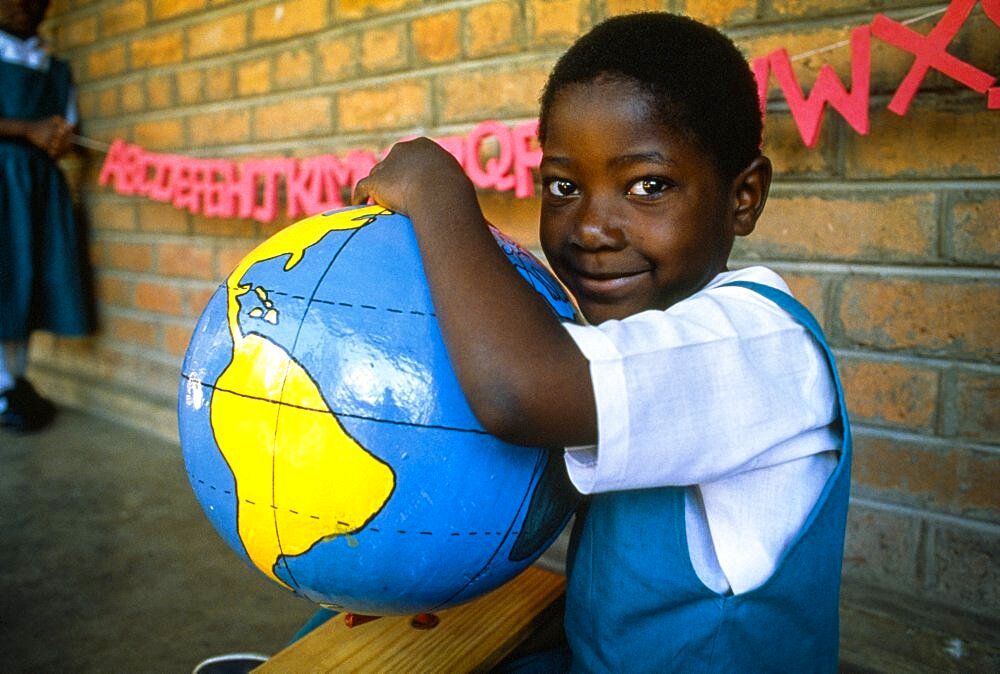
[255, 566, 566, 673]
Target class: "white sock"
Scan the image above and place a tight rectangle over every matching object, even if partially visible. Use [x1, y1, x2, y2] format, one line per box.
[0, 340, 28, 392]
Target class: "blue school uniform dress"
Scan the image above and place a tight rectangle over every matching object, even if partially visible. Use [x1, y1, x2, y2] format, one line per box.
[564, 282, 851, 673]
[0, 31, 90, 340]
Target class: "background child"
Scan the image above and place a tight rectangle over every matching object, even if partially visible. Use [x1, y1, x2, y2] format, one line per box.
[351, 12, 851, 671]
[0, 0, 91, 432]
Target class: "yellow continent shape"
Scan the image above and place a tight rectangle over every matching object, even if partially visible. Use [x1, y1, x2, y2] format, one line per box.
[211, 206, 396, 590]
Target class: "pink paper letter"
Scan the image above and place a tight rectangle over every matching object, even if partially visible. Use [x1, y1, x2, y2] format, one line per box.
[768, 26, 872, 147]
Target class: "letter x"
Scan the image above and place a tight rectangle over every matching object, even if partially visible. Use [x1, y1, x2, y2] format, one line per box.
[872, 0, 997, 115]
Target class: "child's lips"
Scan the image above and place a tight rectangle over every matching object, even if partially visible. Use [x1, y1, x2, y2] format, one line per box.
[572, 268, 649, 297]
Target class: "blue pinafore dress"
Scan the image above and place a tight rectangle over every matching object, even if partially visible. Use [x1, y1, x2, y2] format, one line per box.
[564, 282, 852, 673]
[0, 53, 91, 340]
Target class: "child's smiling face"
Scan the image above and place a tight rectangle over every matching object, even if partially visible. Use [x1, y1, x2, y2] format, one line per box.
[539, 76, 741, 324]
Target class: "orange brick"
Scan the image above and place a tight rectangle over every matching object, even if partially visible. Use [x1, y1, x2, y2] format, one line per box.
[255, 96, 332, 140]
[191, 214, 256, 238]
[55, 14, 97, 48]
[133, 118, 185, 150]
[96, 275, 133, 307]
[176, 69, 205, 105]
[761, 112, 837, 177]
[217, 243, 256, 277]
[131, 31, 184, 69]
[76, 90, 99, 121]
[413, 11, 461, 64]
[107, 315, 158, 346]
[237, 58, 271, 96]
[189, 108, 251, 146]
[101, 0, 147, 37]
[135, 280, 186, 315]
[840, 358, 939, 430]
[97, 87, 119, 117]
[158, 242, 215, 280]
[681, 0, 754, 26]
[846, 107, 1000, 179]
[839, 277, 1000, 360]
[954, 371, 999, 443]
[317, 35, 358, 82]
[604, 0, 668, 16]
[852, 434, 967, 516]
[102, 241, 154, 272]
[204, 64, 235, 102]
[956, 446, 1000, 519]
[121, 80, 145, 113]
[780, 273, 826, 326]
[361, 24, 407, 73]
[334, 0, 413, 21]
[528, 0, 588, 46]
[439, 64, 551, 123]
[86, 44, 126, 79]
[138, 202, 190, 234]
[145, 76, 174, 109]
[768, 0, 877, 17]
[188, 11, 248, 58]
[91, 201, 138, 232]
[274, 49, 314, 90]
[251, 0, 328, 43]
[842, 503, 920, 592]
[467, 1, 520, 58]
[338, 80, 429, 132]
[950, 195, 1000, 266]
[186, 285, 219, 317]
[164, 322, 196, 357]
[152, 0, 206, 19]
[751, 192, 937, 262]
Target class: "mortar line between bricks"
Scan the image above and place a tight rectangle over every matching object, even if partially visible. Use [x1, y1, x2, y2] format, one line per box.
[832, 348, 1000, 374]
[767, 179, 1000, 192]
[739, 261, 1000, 279]
[849, 496, 1000, 534]
[852, 425, 1000, 455]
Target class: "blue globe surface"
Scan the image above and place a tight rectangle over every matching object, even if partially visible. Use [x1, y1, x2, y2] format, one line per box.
[178, 205, 578, 615]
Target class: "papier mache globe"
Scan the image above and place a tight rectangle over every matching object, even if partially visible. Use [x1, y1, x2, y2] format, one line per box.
[178, 205, 578, 615]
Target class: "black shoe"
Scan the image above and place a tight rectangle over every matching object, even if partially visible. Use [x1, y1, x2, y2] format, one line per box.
[192, 653, 269, 674]
[0, 378, 57, 432]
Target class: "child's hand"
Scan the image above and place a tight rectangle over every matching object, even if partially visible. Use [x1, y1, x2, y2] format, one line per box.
[26, 116, 73, 158]
[352, 137, 476, 220]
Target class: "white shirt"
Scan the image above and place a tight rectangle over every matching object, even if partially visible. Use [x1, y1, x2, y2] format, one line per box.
[562, 266, 840, 595]
[0, 29, 77, 125]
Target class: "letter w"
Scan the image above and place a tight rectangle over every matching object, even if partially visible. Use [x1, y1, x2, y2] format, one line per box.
[768, 26, 872, 147]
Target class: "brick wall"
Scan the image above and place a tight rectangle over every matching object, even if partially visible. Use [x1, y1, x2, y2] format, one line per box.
[35, 1, 998, 669]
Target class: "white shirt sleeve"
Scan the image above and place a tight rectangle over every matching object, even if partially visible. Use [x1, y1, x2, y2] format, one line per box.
[562, 266, 838, 493]
[560, 267, 841, 594]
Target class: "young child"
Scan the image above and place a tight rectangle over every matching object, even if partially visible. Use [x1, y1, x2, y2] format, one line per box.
[0, 0, 91, 432]
[351, 12, 851, 672]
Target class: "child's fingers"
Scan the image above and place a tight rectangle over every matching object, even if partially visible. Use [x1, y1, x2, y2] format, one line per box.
[351, 175, 373, 205]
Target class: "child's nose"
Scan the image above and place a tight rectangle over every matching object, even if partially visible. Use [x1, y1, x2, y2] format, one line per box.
[572, 198, 626, 251]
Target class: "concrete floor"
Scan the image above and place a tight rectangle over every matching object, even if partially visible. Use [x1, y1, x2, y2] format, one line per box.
[0, 408, 316, 673]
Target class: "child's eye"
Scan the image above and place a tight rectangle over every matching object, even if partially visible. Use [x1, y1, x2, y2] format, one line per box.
[627, 177, 669, 196]
[545, 179, 579, 198]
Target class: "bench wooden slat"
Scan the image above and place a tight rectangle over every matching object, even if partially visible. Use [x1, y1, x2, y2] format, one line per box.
[256, 566, 566, 673]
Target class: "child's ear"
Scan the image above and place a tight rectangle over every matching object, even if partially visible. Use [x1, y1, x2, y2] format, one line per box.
[731, 156, 772, 237]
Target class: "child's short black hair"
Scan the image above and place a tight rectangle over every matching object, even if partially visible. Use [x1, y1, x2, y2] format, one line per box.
[539, 12, 762, 180]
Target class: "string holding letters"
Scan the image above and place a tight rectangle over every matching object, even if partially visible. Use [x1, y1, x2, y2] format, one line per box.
[96, 2, 999, 218]
[752, 0, 999, 147]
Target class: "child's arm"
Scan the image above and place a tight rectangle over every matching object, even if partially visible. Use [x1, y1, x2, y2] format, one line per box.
[353, 138, 596, 449]
[0, 115, 73, 158]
